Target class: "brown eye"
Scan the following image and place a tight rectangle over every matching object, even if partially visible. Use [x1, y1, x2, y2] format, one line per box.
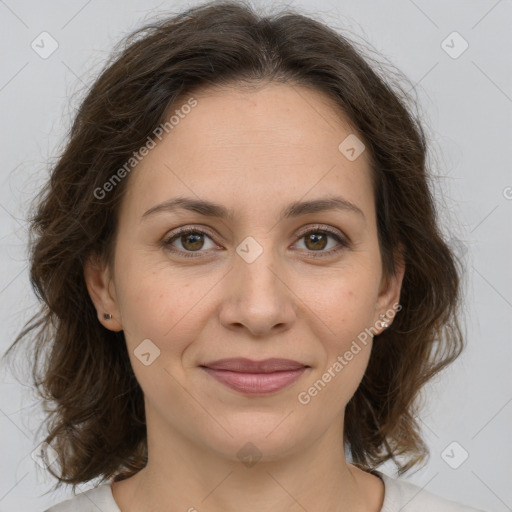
[303, 232, 329, 251]
[293, 227, 349, 258]
[163, 228, 217, 258]
[178, 232, 206, 251]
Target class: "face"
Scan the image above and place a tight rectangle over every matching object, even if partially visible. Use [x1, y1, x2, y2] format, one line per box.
[85, 82, 404, 464]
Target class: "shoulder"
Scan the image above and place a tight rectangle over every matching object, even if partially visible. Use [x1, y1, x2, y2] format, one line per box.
[43, 481, 120, 512]
[377, 471, 485, 512]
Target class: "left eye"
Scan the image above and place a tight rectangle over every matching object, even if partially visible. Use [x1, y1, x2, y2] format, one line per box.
[163, 227, 348, 258]
[294, 229, 346, 253]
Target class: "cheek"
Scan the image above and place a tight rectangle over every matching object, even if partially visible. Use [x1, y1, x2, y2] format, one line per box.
[115, 257, 213, 364]
[115, 268, 198, 405]
[292, 266, 379, 403]
[297, 316, 374, 417]
[294, 264, 381, 343]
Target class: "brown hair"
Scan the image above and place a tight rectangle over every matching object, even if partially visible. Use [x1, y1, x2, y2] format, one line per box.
[3, 0, 464, 492]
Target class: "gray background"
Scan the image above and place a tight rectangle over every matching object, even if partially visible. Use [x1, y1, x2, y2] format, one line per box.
[0, 1, 510, 511]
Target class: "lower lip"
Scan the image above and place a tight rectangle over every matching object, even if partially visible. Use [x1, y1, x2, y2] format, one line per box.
[201, 367, 308, 395]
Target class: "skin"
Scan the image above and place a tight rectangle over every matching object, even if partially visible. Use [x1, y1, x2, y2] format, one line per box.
[84, 82, 405, 512]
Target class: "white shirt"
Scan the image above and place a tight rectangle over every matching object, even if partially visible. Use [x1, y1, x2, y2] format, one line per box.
[43, 471, 484, 511]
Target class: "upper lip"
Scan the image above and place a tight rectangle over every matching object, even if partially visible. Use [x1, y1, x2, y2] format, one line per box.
[200, 358, 309, 373]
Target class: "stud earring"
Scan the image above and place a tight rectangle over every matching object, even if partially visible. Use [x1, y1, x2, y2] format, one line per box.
[379, 313, 389, 328]
[103, 313, 113, 320]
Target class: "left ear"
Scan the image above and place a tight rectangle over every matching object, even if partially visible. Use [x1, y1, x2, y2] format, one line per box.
[374, 247, 405, 331]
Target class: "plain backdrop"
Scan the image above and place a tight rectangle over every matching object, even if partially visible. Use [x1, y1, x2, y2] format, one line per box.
[0, 1, 510, 511]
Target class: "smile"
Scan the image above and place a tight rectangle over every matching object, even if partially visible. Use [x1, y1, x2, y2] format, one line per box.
[201, 367, 309, 395]
[200, 357, 310, 395]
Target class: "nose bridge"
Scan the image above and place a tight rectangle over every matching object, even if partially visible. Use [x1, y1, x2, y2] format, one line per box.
[235, 232, 284, 304]
[219, 232, 295, 335]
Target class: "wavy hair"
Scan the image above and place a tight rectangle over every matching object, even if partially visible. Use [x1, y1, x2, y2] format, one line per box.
[3, 0, 464, 492]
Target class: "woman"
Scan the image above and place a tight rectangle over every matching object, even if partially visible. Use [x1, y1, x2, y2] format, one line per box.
[5, 1, 483, 510]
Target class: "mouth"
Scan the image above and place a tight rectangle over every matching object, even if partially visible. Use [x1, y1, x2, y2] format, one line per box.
[199, 358, 310, 395]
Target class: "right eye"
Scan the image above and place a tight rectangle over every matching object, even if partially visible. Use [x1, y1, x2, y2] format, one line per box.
[162, 227, 220, 258]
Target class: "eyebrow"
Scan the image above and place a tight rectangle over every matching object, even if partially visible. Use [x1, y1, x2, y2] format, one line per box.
[141, 195, 365, 222]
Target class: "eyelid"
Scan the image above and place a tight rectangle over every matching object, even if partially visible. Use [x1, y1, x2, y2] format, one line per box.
[295, 223, 347, 240]
[163, 224, 220, 245]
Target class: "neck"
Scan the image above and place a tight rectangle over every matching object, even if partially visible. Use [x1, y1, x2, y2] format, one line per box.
[111, 411, 384, 512]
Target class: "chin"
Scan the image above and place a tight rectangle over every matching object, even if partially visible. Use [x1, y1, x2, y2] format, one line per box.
[200, 413, 309, 463]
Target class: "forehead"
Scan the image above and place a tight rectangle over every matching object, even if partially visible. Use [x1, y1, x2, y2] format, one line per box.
[119, 82, 374, 223]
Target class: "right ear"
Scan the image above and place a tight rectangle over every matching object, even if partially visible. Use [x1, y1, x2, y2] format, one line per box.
[83, 254, 123, 332]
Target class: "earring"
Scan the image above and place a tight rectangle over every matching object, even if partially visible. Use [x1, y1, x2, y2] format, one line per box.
[103, 313, 113, 320]
[379, 313, 389, 328]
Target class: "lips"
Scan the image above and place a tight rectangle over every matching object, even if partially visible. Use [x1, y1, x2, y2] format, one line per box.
[200, 358, 309, 395]
[201, 358, 308, 373]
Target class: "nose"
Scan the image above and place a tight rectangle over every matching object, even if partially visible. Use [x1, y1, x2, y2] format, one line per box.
[218, 243, 297, 338]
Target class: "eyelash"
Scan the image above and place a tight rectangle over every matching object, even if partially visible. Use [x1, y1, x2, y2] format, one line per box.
[162, 224, 350, 259]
